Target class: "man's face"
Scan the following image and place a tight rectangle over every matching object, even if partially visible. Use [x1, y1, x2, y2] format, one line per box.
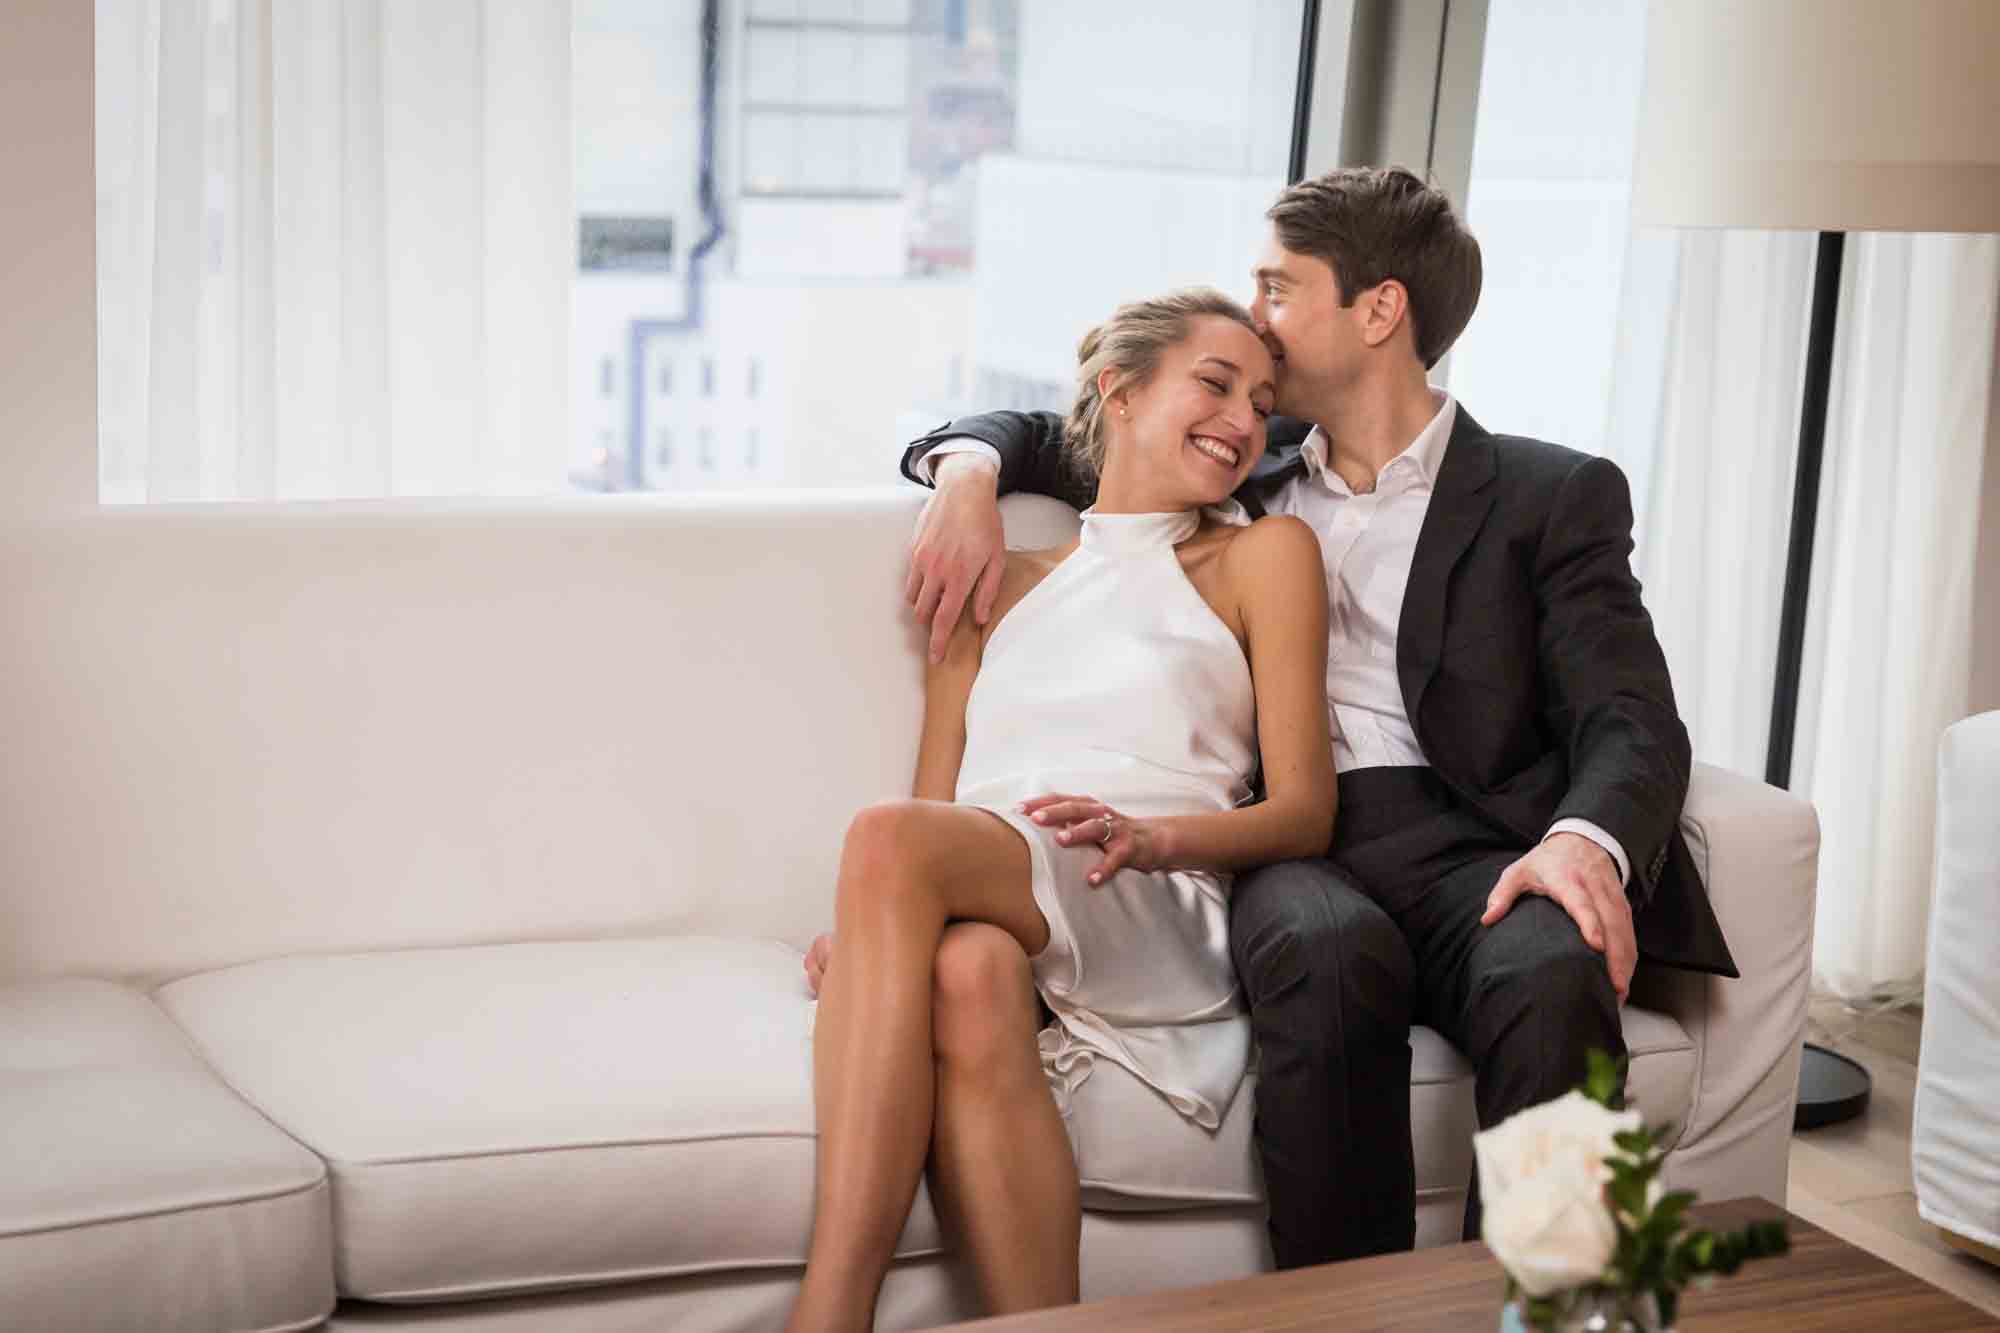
[1248, 226, 1357, 419]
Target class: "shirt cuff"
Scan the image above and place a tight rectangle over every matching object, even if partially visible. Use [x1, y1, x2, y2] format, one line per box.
[913, 437, 1002, 486]
[1546, 818, 1631, 888]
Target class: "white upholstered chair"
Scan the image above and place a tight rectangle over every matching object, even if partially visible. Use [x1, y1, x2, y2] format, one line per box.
[1913, 710, 2000, 1265]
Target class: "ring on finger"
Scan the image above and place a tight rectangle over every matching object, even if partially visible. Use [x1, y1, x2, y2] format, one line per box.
[1097, 815, 1117, 846]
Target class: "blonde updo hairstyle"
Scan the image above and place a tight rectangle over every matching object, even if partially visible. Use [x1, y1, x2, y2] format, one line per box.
[1063, 287, 1262, 482]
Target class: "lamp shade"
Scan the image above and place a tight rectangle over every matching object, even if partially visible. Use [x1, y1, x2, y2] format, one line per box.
[1631, 0, 2000, 232]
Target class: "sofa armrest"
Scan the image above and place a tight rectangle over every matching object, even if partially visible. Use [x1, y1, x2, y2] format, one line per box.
[1632, 761, 1819, 1205]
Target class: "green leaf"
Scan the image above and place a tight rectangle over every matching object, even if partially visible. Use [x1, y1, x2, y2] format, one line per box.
[1583, 1048, 1627, 1107]
[1523, 1293, 1562, 1331]
[1684, 1229, 1716, 1269]
[1653, 1190, 1696, 1225]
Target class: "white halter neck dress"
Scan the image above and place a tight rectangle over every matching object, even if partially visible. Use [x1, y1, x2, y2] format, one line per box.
[955, 505, 1256, 1130]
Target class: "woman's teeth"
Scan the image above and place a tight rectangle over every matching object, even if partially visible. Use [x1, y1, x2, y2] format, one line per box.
[1190, 436, 1239, 467]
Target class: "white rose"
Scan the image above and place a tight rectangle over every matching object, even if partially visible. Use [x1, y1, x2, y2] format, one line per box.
[1475, 1090, 1642, 1297]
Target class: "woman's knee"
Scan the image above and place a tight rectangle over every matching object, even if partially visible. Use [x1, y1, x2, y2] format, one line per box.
[932, 924, 1036, 1068]
[837, 800, 934, 911]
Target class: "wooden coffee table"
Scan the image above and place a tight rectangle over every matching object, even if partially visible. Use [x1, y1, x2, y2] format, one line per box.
[941, 1200, 1995, 1330]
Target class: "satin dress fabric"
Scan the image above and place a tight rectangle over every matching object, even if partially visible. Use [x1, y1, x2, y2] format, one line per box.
[955, 505, 1257, 1130]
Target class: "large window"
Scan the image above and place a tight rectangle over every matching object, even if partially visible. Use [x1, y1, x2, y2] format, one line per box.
[97, 0, 1308, 502]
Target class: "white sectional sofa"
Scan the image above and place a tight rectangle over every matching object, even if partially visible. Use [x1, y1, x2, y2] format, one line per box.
[0, 492, 1819, 1330]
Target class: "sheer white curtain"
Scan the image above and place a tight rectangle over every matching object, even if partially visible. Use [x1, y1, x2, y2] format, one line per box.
[95, 0, 571, 502]
[1625, 231, 2000, 1000]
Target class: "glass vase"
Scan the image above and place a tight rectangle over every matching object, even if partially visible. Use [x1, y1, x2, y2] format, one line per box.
[1500, 1287, 1670, 1332]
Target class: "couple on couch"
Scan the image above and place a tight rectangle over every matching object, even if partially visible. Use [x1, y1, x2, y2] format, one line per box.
[788, 167, 1736, 1333]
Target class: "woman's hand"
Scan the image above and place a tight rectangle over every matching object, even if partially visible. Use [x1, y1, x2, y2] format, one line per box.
[804, 932, 834, 997]
[1019, 793, 1171, 886]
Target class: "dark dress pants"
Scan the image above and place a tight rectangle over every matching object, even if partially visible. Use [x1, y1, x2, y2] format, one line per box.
[1229, 767, 1625, 1267]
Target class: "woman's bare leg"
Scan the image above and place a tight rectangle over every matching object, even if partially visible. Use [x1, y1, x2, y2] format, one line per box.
[927, 923, 1080, 1312]
[789, 802, 1046, 1333]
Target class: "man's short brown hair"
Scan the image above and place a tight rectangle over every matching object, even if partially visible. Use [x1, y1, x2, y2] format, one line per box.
[1266, 167, 1482, 369]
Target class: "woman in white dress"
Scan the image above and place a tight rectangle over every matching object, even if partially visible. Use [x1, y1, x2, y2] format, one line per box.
[790, 289, 1334, 1332]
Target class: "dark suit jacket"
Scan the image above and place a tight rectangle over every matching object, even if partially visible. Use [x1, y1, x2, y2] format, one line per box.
[902, 407, 1737, 977]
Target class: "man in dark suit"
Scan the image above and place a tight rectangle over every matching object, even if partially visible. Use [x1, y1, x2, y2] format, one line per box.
[897, 167, 1735, 1268]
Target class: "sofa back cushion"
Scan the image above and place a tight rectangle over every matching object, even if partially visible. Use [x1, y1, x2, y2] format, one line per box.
[2, 491, 1054, 983]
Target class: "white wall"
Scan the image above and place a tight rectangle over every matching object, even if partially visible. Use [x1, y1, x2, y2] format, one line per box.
[1, 0, 96, 516]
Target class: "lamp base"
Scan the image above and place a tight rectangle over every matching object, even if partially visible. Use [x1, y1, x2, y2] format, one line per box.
[1794, 1041, 1871, 1129]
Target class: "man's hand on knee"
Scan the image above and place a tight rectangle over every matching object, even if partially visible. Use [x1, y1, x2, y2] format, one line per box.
[1481, 834, 1636, 1002]
[907, 455, 1006, 663]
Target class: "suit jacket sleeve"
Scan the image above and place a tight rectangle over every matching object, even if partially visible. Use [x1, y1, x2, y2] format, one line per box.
[899, 411, 1097, 511]
[1535, 455, 1692, 907]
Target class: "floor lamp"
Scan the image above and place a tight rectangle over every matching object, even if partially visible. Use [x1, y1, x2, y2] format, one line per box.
[1630, 0, 2000, 1128]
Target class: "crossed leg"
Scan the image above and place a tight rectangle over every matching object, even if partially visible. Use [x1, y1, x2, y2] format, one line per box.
[789, 800, 1066, 1332]
[928, 923, 1079, 1313]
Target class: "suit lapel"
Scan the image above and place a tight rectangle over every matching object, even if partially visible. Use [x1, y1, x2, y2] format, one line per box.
[1399, 409, 1498, 719]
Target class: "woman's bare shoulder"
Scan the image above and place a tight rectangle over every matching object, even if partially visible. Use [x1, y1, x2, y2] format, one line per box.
[1219, 513, 1319, 566]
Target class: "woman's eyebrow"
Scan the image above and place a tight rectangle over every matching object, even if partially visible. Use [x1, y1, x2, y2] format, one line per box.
[1194, 356, 1242, 375]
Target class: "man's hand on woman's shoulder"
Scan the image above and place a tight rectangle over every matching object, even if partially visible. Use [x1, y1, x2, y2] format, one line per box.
[907, 454, 1006, 663]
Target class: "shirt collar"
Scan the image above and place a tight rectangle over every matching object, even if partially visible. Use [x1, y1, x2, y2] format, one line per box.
[1301, 391, 1456, 496]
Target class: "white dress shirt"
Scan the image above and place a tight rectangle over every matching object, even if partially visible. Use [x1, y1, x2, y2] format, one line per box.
[917, 403, 1631, 885]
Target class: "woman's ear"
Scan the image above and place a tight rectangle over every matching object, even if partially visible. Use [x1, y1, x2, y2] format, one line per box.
[1096, 366, 1125, 413]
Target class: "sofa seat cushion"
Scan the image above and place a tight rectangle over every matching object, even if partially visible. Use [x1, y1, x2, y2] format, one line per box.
[1067, 1025, 1481, 1211]
[154, 937, 945, 1304]
[0, 978, 334, 1332]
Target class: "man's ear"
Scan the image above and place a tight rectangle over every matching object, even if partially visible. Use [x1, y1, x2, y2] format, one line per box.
[1358, 279, 1412, 351]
